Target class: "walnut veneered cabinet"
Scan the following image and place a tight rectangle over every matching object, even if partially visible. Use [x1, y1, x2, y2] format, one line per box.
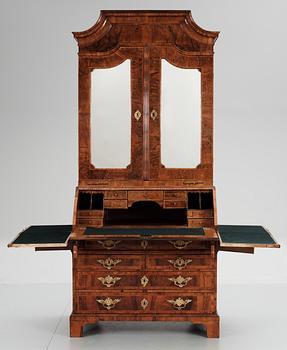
[9, 10, 279, 338]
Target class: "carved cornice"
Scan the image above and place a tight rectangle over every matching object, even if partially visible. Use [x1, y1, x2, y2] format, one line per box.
[73, 10, 219, 53]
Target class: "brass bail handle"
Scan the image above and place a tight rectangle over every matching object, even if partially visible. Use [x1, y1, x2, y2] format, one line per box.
[150, 109, 158, 120]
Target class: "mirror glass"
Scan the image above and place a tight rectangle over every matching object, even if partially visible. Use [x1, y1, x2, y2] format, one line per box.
[161, 60, 201, 168]
[91, 60, 131, 168]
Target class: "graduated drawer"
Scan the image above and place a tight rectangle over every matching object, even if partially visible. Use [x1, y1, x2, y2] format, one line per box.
[83, 239, 209, 251]
[128, 190, 163, 201]
[146, 255, 214, 271]
[74, 292, 216, 314]
[164, 191, 186, 200]
[76, 254, 144, 271]
[105, 191, 127, 200]
[75, 271, 215, 291]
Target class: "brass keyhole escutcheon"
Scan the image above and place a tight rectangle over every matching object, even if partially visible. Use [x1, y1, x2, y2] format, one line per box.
[150, 109, 158, 120]
[134, 110, 142, 121]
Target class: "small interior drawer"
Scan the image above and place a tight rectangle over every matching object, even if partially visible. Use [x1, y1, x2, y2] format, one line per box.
[187, 210, 214, 218]
[105, 191, 127, 200]
[164, 200, 186, 208]
[104, 199, 128, 208]
[164, 191, 186, 200]
[128, 191, 163, 201]
[188, 218, 214, 228]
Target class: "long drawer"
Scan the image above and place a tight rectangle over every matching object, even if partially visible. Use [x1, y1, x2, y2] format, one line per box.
[83, 239, 210, 252]
[75, 271, 216, 290]
[74, 292, 216, 314]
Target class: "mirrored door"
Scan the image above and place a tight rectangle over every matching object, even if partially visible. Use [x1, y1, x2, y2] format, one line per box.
[85, 48, 144, 180]
[148, 47, 213, 181]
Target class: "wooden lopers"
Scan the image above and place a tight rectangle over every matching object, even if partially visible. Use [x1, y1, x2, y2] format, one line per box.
[8, 10, 279, 340]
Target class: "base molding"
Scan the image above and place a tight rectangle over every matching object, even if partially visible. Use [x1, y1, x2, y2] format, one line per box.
[70, 313, 220, 338]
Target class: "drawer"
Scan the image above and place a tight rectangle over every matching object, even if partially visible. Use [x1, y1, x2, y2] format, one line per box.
[104, 199, 128, 208]
[75, 271, 215, 290]
[105, 191, 127, 200]
[77, 218, 103, 226]
[146, 255, 214, 271]
[128, 191, 163, 201]
[83, 239, 209, 252]
[164, 191, 186, 200]
[187, 210, 213, 218]
[153, 292, 216, 314]
[77, 210, 104, 218]
[76, 254, 144, 271]
[164, 200, 186, 208]
[75, 293, 150, 313]
[150, 239, 209, 251]
[188, 218, 214, 228]
[74, 292, 216, 314]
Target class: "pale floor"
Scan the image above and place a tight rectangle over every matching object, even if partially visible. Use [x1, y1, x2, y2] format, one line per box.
[0, 284, 286, 350]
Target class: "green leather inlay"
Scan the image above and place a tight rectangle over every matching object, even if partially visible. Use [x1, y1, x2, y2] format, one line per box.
[12, 225, 72, 245]
[218, 225, 276, 245]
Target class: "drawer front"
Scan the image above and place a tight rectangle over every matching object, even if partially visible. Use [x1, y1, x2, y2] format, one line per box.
[83, 239, 209, 252]
[153, 292, 216, 314]
[77, 210, 104, 218]
[75, 271, 215, 290]
[164, 200, 186, 208]
[188, 218, 214, 228]
[77, 218, 103, 226]
[164, 191, 186, 200]
[150, 240, 209, 251]
[128, 190, 163, 201]
[187, 210, 213, 218]
[146, 255, 214, 271]
[77, 254, 144, 271]
[74, 292, 216, 314]
[105, 191, 127, 200]
[104, 199, 128, 208]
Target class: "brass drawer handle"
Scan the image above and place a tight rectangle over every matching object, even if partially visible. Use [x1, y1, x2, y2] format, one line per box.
[167, 297, 192, 310]
[168, 275, 193, 288]
[141, 298, 149, 310]
[169, 240, 193, 250]
[97, 240, 121, 250]
[98, 275, 121, 288]
[96, 297, 121, 310]
[150, 109, 158, 120]
[168, 257, 193, 270]
[97, 258, 122, 270]
[134, 110, 142, 121]
[141, 275, 149, 287]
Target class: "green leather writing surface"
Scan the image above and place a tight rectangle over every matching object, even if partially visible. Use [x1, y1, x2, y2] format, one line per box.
[218, 225, 277, 246]
[85, 227, 204, 236]
[10, 225, 72, 246]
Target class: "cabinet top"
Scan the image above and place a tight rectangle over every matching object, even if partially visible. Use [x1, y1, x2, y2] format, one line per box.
[74, 10, 219, 187]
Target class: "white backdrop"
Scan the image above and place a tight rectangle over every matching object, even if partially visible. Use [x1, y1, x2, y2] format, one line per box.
[0, 0, 286, 285]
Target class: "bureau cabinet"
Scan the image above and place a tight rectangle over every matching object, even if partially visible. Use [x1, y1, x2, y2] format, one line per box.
[9, 10, 279, 339]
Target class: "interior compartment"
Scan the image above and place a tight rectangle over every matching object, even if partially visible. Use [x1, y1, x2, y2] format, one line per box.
[78, 192, 104, 210]
[188, 191, 213, 210]
[104, 201, 187, 226]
